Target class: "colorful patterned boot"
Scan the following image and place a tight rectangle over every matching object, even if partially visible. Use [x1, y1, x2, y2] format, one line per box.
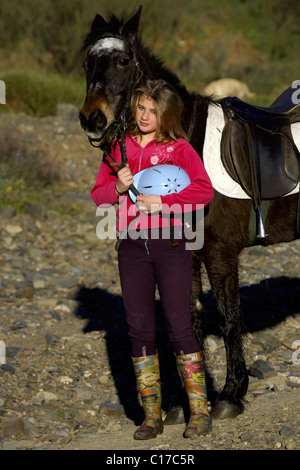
[177, 352, 212, 438]
[132, 353, 164, 440]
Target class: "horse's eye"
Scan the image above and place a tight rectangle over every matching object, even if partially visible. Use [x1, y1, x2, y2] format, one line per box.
[118, 57, 130, 67]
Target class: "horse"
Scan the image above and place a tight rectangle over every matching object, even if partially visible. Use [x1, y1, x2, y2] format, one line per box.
[79, 6, 300, 420]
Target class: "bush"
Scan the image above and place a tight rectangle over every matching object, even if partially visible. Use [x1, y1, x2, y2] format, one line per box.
[0, 128, 61, 211]
[0, 128, 60, 185]
[1, 69, 84, 116]
[0, 0, 299, 112]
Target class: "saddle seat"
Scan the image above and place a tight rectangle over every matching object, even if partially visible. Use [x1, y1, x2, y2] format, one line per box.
[220, 83, 300, 205]
[227, 83, 300, 118]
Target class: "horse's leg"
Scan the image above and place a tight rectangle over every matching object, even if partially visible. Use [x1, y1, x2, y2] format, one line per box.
[204, 242, 248, 419]
[190, 251, 206, 355]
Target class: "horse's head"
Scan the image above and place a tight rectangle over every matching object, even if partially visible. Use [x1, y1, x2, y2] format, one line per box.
[79, 7, 142, 146]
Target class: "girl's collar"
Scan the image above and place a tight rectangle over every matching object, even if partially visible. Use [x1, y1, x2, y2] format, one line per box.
[131, 134, 158, 148]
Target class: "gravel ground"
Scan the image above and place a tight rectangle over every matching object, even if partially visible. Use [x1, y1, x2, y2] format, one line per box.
[0, 111, 299, 453]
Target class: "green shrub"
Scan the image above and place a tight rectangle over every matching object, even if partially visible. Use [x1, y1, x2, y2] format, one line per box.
[0, 0, 299, 113]
[1, 69, 84, 116]
[0, 128, 61, 212]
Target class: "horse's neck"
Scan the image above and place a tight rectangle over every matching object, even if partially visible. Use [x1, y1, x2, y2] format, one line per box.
[137, 42, 188, 96]
[136, 42, 210, 155]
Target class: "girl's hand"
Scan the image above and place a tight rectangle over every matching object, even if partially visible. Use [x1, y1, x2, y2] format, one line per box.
[136, 194, 162, 214]
[116, 163, 133, 195]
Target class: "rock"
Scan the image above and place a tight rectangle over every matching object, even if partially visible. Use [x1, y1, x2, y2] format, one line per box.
[265, 375, 287, 391]
[252, 332, 281, 352]
[99, 403, 126, 418]
[99, 375, 111, 385]
[279, 426, 295, 438]
[249, 360, 275, 379]
[203, 78, 254, 100]
[33, 280, 46, 289]
[239, 431, 253, 443]
[247, 378, 269, 392]
[36, 298, 58, 308]
[1, 363, 15, 374]
[288, 375, 300, 385]
[25, 201, 48, 220]
[35, 391, 59, 404]
[10, 320, 28, 330]
[286, 439, 300, 450]
[4, 224, 23, 236]
[0, 340, 5, 365]
[0, 418, 40, 439]
[45, 332, 60, 346]
[75, 387, 96, 402]
[0, 207, 17, 219]
[6, 347, 21, 358]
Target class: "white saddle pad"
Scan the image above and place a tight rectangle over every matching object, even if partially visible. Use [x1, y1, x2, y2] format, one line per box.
[203, 103, 300, 199]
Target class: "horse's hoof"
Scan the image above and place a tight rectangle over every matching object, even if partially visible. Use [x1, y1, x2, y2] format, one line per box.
[163, 405, 185, 425]
[210, 401, 243, 420]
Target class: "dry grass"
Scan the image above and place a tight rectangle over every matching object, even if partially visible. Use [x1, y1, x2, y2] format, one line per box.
[0, 129, 61, 212]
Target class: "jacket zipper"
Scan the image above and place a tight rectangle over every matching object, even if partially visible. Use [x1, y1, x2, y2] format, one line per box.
[138, 147, 144, 172]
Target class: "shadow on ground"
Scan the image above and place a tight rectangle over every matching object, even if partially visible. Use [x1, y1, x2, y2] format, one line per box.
[74, 276, 300, 424]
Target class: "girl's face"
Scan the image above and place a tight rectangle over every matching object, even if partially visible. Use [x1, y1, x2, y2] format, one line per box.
[135, 96, 158, 139]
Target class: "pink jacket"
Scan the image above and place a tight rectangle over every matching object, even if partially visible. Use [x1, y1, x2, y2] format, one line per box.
[91, 136, 214, 231]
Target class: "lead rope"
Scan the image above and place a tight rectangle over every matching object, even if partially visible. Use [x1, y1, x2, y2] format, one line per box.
[114, 117, 141, 252]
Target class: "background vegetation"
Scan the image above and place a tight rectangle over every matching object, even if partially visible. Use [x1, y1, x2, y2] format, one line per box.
[0, 0, 300, 115]
[0, 0, 299, 213]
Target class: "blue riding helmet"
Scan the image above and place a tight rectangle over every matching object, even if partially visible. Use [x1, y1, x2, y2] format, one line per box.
[128, 164, 191, 203]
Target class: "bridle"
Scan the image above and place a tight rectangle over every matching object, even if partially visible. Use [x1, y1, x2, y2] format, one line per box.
[84, 32, 142, 207]
[86, 33, 142, 157]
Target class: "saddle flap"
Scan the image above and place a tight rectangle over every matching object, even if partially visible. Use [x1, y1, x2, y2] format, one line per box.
[253, 125, 299, 198]
[220, 119, 253, 198]
[221, 118, 299, 201]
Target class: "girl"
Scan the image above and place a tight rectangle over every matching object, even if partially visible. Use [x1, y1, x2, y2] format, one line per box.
[91, 79, 214, 440]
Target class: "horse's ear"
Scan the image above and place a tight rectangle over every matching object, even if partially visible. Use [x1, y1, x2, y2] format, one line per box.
[121, 5, 142, 43]
[91, 14, 107, 32]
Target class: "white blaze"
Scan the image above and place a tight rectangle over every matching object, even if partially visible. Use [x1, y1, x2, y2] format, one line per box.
[90, 37, 125, 55]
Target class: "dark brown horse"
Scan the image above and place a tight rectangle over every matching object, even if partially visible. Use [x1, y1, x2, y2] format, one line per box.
[79, 7, 300, 419]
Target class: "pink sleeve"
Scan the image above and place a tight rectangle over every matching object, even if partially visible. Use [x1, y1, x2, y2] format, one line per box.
[91, 151, 121, 206]
[160, 141, 214, 210]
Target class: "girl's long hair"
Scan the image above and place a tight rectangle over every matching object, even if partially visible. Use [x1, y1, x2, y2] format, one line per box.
[129, 79, 187, 143]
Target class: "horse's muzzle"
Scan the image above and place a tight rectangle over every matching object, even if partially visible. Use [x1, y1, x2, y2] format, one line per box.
[79, 108, 108, 141]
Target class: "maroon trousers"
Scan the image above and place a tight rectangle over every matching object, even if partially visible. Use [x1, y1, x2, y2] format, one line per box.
[118, 229, 199, 357]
